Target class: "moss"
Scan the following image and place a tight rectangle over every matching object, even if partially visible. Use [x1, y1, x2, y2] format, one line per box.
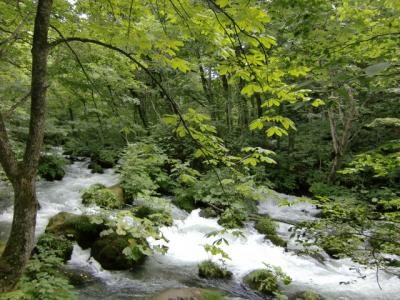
[255, 217, 287, 247]
[90, 233, 146, 270]
[88, 162, 104, 174]
[46, 212, 106, 249]
[33, 233, 74, 263]
[174, 193, 196, 212]
[38, 154, 67, 181]
[244, 269, 279, 295]
[199, 289, 226, 300]
[81, 183, 125, 209]
[198, 260, 232, 279]
[294, 291, 324, 300]
[149, 288, 226, 300]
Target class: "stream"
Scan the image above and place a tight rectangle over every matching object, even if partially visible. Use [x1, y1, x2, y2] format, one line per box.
[0, 160, 399, 299]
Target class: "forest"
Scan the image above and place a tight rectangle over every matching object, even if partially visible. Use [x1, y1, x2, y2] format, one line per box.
[0, 0, 399, 299]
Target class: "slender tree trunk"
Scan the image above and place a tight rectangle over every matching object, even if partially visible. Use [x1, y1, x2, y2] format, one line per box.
[328, 85, 357, 181]
[0, 0, 53, 291]
[221, 75, 231, 132]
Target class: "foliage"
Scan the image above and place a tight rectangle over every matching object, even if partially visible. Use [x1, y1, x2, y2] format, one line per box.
[119, 142, 173, 200]
[244, 264, 291, 296]
[198, 260, 232, 279]
[33, 233, 74, 263]
[81, 183, 124, 209]
[38, 154, 68, 181]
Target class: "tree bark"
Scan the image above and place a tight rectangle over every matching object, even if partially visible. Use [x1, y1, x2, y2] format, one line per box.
[0, 0, 53, 292]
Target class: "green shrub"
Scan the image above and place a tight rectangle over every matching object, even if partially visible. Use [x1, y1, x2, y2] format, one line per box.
[34, 233, 74, 263]
[244, 265, 291, 296]
[38, 154, 67, 181]
[244, 269, 279, 295]
[81, 183, 124, 209]
[255, 217, 287, 247]
[119, 142, 173, 200]
[217, 208, 246, 229]
[131, 205, 173, 227]
[198, 260, 232, 279]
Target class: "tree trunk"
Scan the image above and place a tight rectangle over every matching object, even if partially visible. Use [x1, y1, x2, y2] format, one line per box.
[0, 0, 53, 291]
[0, 176, 37, 291]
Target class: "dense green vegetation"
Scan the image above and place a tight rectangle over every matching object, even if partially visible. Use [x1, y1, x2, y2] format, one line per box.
[0, 0, 399, 298]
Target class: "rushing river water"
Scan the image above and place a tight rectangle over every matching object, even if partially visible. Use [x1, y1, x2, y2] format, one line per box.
[0, 160, 399, 300]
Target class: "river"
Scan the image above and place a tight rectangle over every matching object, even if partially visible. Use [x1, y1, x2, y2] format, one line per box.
[0, 160, 399, 299]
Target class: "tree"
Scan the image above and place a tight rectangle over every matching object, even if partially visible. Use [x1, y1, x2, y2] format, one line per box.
[0, 0, 53, 291]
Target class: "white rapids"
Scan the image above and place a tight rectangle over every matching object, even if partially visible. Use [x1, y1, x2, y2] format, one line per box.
[1, 160, 400, 299]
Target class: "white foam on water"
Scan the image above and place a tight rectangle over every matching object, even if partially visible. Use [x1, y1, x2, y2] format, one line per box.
[0, 160, 118, 235]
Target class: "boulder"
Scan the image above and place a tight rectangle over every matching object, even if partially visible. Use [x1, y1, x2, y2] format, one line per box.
[90, 233, 146, 270]
[46, 212, 106, 249]
[292, 291, 325, 300]
[149, 288, 226, 300]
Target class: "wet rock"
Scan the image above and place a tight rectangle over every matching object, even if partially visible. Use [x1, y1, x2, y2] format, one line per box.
[90, 233, 146, 270]
[291, 291, 325, 300]
[199, 207, 219, 219]
[88, 161, 104, 174]
[46, 212, 106, 249]
[61, 268, 96, 287]
[149, 288, 226, 300]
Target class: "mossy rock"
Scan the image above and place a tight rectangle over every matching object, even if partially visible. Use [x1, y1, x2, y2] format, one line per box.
[38, 154, 67, 181]
[244, 269, 279, 295]
[255, 217, 287, 248]
[0, 240, 5, 255]
[46, 212, 106, 249]
[88, 162, 104, 174]
[61, 268, 95, 287]
[199, 207, 219, 219]
[90, 233, 146, 270]
[293, 291, 325, 300]
[174, 194, 196, 212]
[81, 183, 125, 209]
[149, 288, 226, 300]
[33, 233, 74, 262]
[198, 260, 232, 279]
[131, 205, 173, 227]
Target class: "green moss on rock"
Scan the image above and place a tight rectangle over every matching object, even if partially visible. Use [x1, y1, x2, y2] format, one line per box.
[198, 260, 232, 279]
[149, 288, 226, 300]
[294, 291, 325, 300]
[255, 217, 287, 248]
[38, 154, 67, 181]
[45, 212, 106, 249]
[90, 233, 146, 270]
